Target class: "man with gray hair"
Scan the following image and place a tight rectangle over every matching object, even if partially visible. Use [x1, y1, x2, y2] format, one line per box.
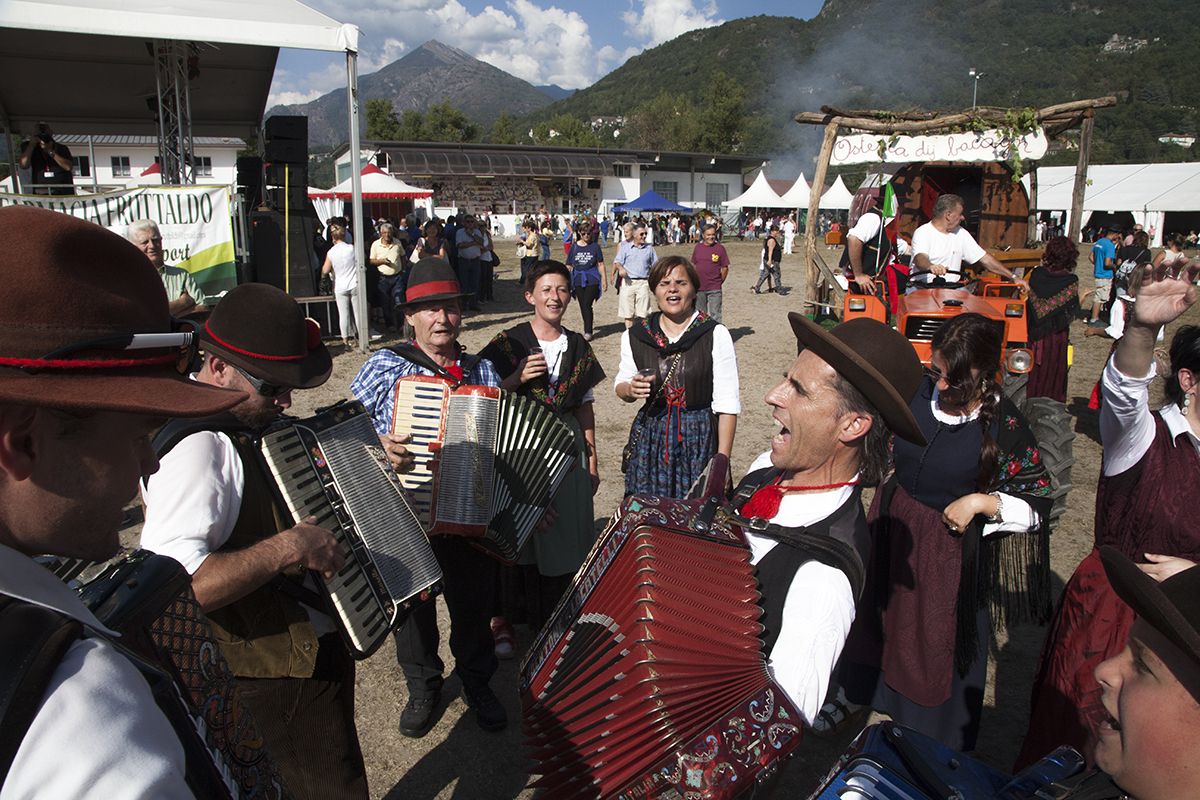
[126, 220, 207, 316]
[612, 223, 657, 328]
[909, 193, 1029, 292]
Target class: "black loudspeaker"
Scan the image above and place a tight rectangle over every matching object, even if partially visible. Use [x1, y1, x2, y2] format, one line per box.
[265, 162, 308, 189]
[266, 115, 307, 141]
[249, 209, 320, 297]
[266, 185, 310, 210]
[265, 116, 308, 165]
[236, 156, 263, 206]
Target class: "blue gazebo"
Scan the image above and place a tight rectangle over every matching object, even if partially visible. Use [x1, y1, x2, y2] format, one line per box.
[613, 190, 690, 213]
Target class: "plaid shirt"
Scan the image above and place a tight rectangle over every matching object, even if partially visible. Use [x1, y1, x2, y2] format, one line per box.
[350, 347, 500, 434]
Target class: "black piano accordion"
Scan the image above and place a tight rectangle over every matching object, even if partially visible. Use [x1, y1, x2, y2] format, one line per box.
[77, 550, 287, 800]
[520, 493, 804, 799]
[811, 722, 1087, 799]
[389, 376, 577, 563]
[259, 401, 443, 658]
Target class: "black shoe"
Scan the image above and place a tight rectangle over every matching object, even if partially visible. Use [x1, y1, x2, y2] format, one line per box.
[399, 691, 441, 738]
[463, 685, 507, 732]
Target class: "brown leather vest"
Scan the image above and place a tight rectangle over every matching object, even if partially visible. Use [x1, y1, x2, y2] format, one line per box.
[203, 431, 320, 679]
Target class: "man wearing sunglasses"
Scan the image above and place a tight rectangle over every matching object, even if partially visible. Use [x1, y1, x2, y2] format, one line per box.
[0, 206, 246, 796]
[140, 283, 371, 799]
[612, 224, 657, 329]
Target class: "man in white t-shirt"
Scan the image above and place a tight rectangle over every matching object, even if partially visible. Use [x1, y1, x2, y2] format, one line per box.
[909, 193, 1029, 292]
[727, 315, 926, 725]
[782, 214, 797, 254]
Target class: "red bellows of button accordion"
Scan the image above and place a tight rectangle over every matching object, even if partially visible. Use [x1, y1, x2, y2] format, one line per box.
[519, 496, 804, 799]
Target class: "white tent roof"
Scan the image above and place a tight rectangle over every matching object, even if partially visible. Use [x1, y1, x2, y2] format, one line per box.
[310, 164, 432, 200]
[723, 170, 784, 208]
[0, 0, 358, 137]
[778, 174, 811, 207]
[1024, 163, 1200, 213]
[819, 175, 854, 210]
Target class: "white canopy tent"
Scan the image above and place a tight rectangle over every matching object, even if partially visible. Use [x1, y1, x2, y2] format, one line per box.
[1023, 163, 1200, 247]
[310, 164, 434, 229]
[819, 175, 854, 210]
[0, 0, 371, 349]
[778, 174, 812, 208]
[723, 169, 784, 209]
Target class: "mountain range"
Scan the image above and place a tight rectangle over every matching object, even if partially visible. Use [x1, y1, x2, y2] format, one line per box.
[276, 0, 1199, 168]
[267, 41, 572, 147]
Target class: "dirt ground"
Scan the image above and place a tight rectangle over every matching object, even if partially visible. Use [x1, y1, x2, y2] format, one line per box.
[278, 237, 1199, 799]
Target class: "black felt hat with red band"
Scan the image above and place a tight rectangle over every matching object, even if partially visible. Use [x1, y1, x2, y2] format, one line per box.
[200, 283, 331, 390]
[401, 258, 469, 308]
[0, 206, 243, 416]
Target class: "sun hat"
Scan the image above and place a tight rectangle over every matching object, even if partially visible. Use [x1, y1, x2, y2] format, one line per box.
[0, 206, 242, 416]
[788, 313, 926, 445]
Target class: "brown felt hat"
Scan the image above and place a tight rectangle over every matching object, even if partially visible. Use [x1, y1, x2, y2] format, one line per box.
[788, 313, 926, 445]
[0, 206, 243, 416]
[401, 257, 469, 308]
[200, 283, 331, 389]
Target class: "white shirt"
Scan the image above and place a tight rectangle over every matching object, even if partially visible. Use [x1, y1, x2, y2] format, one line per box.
[327, 241, 357, 293]
[613, 314, 741, 414]
[1100, 356, 1200, 477]
[909, 221, 987, 287]
[538, 332, 594, 403]
[742, 452, 856, 726]
[0, 543, 194, 799]
[456, 227, 484, 259]
[846, 212, 883, 245]
[140, 431, 335, 635]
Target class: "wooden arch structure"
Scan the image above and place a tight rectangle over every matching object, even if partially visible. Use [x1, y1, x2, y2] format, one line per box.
[793, 96, 1117, 307]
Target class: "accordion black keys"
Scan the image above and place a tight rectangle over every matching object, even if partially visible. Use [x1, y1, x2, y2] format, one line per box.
[259, 401, 442, 658]
[78, 550, 287, 800]
[520, 495, 803, 799]
[389, 376, 577, 563]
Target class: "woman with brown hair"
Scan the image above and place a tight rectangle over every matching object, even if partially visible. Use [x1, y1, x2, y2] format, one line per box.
[614, 255, 739, 498]
[1026, 235, 1082, 401]
[837, 313, 1053, 751]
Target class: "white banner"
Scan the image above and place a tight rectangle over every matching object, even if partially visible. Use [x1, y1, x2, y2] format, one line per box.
[831, 128, 1048, 166]
[0, 186, 237, 299]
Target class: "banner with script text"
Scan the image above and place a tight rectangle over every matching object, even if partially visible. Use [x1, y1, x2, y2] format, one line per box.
[0, 186, 236, 301]
[831, 129, 1049, 166]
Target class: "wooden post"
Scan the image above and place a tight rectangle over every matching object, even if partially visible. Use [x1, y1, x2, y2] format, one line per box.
[805, 121, 839, 308]
[1027, 161, 1038, 244]
[1068, 111, 1094, 243]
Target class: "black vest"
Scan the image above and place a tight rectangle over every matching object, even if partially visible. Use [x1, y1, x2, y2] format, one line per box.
[628, 325, 716, 411]
[730, 467, 869, 654]
[838, 212, 893, 278]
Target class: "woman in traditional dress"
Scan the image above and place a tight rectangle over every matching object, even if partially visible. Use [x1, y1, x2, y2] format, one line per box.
[1026, 236, 1082, 402]
[838, 312, 1053, 752]
[479, 260, 605, 648]
[1016, 261, 1200, 769]
[614, 255, 740, 499]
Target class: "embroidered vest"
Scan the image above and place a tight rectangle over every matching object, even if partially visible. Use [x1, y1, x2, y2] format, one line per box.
[628, 327, 715, 411]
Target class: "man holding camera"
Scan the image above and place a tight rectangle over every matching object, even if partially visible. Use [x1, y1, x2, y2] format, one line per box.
[18, 123, 75, 196]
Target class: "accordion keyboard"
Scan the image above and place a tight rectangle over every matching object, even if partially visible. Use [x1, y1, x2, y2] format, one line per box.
[260, 404, 441, 658]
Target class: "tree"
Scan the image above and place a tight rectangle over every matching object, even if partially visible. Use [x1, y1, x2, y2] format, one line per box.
[530, 114, 602, 148]
[397, 110, 425, 141]
[364, 98, 402, 141]
[693, 72, 750, 153]
[624, 92, 697, 151]
[422, 102, 479, 143]
[489, 112, 520, 144]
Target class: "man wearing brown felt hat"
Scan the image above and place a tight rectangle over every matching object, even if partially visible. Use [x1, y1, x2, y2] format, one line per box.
[138, 281, 374, 799]
[724, 314, 925, 730]
[0, 205, 244, 796]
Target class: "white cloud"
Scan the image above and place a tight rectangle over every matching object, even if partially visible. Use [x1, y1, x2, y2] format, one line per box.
[622, 0, 722, 47]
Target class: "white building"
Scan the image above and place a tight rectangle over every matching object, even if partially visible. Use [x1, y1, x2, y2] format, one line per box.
[4, 134, 244, 193]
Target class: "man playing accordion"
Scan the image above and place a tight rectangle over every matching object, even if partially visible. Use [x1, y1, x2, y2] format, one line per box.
[0, 207, 245, 796]
[351, 257, 507, 739]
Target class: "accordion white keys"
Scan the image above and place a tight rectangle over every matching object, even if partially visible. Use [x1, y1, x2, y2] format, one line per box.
[259, 401, 442, 658]
[390, 375, 578, 563]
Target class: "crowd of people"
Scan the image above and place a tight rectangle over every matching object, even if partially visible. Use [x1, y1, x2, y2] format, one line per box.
[1, 194, 1199, 800]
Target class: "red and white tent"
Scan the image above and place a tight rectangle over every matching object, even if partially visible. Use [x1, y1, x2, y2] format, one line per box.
[309, 163, 432, 200]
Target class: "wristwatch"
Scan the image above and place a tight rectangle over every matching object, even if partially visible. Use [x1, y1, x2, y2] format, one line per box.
[987, 492, 1003, 523]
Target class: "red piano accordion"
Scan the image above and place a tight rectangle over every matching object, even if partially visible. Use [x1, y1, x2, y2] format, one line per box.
[519, 490, 803, 799]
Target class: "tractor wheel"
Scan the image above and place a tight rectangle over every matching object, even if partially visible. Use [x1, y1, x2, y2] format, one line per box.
[1021, 396, 1075, 526]
[1002, 371, 1029, 407]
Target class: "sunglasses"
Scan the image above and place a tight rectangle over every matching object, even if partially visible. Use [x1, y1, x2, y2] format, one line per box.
[9, 320, 199, 375]
[231, 364, 290, 398]
[923, 364, 946, 382]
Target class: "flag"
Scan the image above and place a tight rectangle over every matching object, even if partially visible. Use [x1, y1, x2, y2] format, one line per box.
[881, 181, 898, 219]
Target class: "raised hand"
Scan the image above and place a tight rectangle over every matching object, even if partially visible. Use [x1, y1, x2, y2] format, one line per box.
[1131, 260, 1200, 329]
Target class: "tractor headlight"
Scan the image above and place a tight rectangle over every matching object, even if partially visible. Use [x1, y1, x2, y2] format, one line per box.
[1005, 303, 1024, 318]
[1007, 348, 1033, 373]
[848, 298, 867, 312]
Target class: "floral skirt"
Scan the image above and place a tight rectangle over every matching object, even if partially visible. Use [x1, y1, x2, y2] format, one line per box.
[623, 406, 716, 500]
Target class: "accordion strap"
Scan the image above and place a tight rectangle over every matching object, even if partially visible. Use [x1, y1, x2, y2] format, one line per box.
[0, 595, 83, 784]
[388, 342, 481, 387]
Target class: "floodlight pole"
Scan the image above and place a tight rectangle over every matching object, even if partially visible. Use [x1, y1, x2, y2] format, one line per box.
[346, 50, 369, 354]
[969, 69, 984, 111]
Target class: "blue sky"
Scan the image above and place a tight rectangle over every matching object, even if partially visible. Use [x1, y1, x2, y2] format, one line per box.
[269, 0, 824, 106]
